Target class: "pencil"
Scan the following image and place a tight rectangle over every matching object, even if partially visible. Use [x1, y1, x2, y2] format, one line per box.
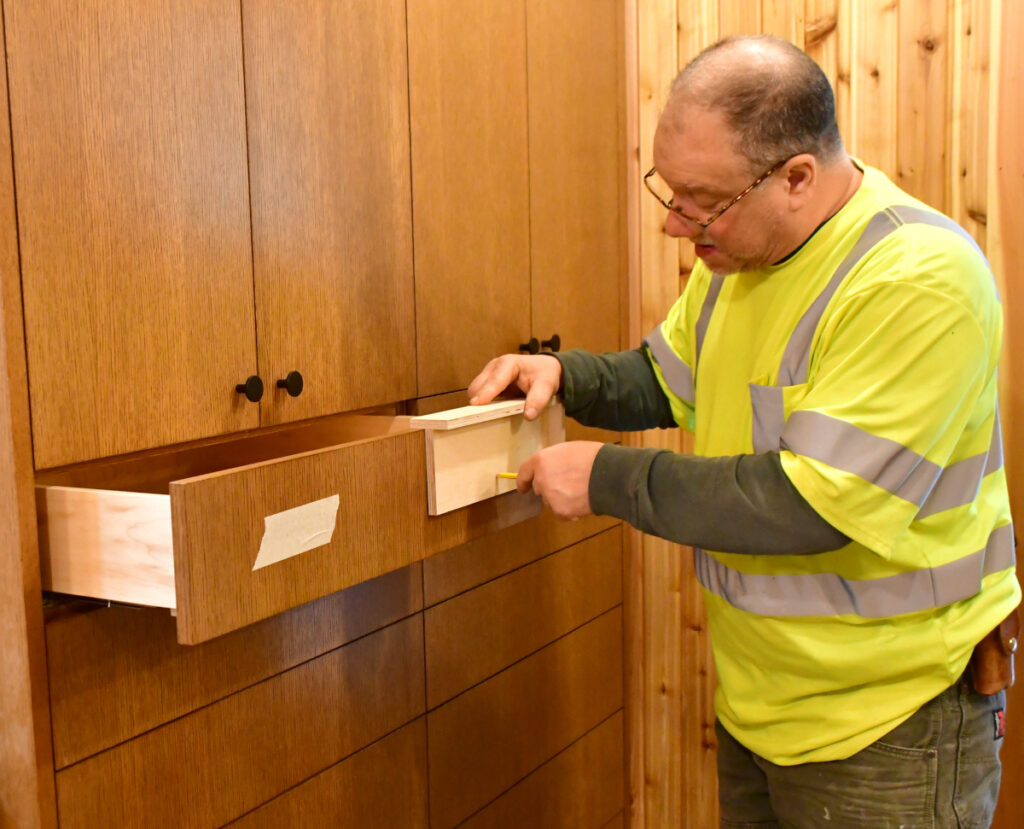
[496, 472, 518, 479]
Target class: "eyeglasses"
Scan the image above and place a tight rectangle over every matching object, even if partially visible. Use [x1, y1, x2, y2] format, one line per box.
[643, 156, 791, 229]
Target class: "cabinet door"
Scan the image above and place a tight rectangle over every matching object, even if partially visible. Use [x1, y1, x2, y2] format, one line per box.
[243, 0, 416, 425]
[527, 0, 624, 356]
[5, 0, 257, 468]
[408, 0, 532, 397]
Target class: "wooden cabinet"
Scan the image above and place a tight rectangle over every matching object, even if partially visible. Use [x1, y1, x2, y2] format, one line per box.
[408, 0, 624, 397]
[5, 0, 258, 469]
[6, 0, 418, 468]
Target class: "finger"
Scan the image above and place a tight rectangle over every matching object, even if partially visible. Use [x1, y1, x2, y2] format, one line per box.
[523, 377, 557, 420]
[515, 455, 537, 494]
[468, 357, 518, 405]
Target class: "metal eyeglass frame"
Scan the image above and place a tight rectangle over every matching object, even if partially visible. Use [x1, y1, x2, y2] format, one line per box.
[642, 156, 792, 229]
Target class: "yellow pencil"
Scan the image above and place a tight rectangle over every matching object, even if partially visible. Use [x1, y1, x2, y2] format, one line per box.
[496, 472, 518, 479]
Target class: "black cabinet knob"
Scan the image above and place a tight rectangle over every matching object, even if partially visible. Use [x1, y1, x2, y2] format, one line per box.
[276, 370, 304, 397]
[541, 334, 561, 352]
[519, 337, 540, 355]
[235, 375, 264, 403]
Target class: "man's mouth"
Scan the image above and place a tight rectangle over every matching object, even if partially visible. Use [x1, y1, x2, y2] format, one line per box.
[694, 243, 717, 256]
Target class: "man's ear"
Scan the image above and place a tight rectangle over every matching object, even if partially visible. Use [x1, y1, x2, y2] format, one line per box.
[783, 154, 816, 209]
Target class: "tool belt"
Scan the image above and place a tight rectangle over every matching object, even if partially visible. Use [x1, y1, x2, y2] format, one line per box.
[970, 608, 1021, 695]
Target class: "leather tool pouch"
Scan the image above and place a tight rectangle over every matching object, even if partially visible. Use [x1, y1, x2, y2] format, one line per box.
[970, 608, 1021, 695]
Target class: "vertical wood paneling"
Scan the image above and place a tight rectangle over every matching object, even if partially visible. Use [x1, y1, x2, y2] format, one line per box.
[805, 0, 840, 94]
[948, 0, 990, 247]
[718, 0, 761, 38]
[897, 0, 950, 211]
[762, 0, 804, 47]
[847, 0, 898, 177]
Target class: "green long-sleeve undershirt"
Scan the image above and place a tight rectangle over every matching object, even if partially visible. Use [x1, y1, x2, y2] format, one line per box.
[553, 348, 850, 555]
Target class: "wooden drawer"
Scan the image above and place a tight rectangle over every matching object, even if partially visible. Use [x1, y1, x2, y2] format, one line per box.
[37, 411, 541, 644]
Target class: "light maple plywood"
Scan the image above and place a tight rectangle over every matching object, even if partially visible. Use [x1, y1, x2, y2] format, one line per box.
[461, 712, 625, 829]
[425, 527, 622, 707]
[37, 486, 175, 609]
[527, 0, 623, 357]
[54, 617, 425, 828]
[428, 608, 623, 828]
[243, 0, 416, 426]
[45, 564, 422, 768]
[408, 0, 531, 395]
[229, 719, 428, 828]
[415, 402, 564, 515]
[6, 0, 258, 468]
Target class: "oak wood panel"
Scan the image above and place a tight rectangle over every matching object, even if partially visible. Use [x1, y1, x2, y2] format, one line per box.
[461, 712, 624, 829]
[407, 0, 532, 396]
[428, 608, 623, 828]
[0, 0, 56, 820]
[228, 719, 428, 828]
[423, 509, 621, 606]
[54, 617, 425, 828]
[170, 428, 538, 643]
[761, 0, 804, 47]
[527, 0, 622, 358]
[602, 813, 625, 829]
[718, 0, 761, 38]
[425, 527, 623, 707]
[5, 0, 258, 468]
[243, 0, 416, 426]
[845, 0, 898, 178]
[46, 564, 422, 768]
[897, 0, 950, 212]
[804, 1, 840, 107]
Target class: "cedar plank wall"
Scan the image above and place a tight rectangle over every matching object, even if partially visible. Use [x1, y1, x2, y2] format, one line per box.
[630, 1, 1024, 827]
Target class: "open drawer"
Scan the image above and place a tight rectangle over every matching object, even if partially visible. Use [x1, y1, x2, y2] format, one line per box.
[36, 409, 546, 644]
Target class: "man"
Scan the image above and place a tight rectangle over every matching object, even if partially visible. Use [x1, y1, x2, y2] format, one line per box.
[468, 35, 1021, 828]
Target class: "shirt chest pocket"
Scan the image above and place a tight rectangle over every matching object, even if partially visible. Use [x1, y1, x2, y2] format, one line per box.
[748, 377, 811, 453]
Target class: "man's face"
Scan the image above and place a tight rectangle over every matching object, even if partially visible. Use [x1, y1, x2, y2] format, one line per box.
[651, 106, 788, 275]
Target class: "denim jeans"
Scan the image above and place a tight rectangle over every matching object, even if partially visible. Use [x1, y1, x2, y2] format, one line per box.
[717, 677, 1006, 828]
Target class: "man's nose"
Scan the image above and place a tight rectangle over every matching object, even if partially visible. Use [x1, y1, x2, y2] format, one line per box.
[663, 210, 698, 239]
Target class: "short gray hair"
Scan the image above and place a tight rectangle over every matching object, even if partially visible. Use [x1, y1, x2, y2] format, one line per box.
[666, 35, 844, 172]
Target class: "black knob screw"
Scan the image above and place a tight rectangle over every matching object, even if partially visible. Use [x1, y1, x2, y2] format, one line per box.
[235, 375, 264, 402]
[276, 370, 304, 397]
[519, 337, 540, 355]
[541, 334, 561, 352]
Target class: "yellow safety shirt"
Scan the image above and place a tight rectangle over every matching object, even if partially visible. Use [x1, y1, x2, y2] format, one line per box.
[645, 162, 1021, 764]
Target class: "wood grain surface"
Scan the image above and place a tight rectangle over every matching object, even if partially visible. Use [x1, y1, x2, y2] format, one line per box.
[227, 719, 428, 828]
[460, 712, 624, 829]
[6, 0, 258, 467]
[54, 617, 424, 828]
[425, 527, 622, 707]
[427, 607, 623, 828]
[244, 0, 416, 426]
[45, 564, 422, 768]
[526, 0, 624, 358]
[408, 0, 532, 395]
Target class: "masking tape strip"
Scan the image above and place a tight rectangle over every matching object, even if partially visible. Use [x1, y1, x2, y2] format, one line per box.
[252, 494, 340, 571]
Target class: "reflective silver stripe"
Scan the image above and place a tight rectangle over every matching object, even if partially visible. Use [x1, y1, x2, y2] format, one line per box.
[778, 210, 901, 385]
[777, 205, 985, 386]
[781, 410, 941, 506]
[695, 275, 725, 367]
[917, 409, 1005, 518]
[643, 324, 695, 404]
[749, 384, 784, 453]
[693, 522, 1015, 618]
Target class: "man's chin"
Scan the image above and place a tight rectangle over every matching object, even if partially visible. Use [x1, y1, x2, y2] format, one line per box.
[694, 243, 736, 275]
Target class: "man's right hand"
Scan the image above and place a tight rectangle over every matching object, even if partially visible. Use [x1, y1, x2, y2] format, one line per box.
[467, 354, 562, 421]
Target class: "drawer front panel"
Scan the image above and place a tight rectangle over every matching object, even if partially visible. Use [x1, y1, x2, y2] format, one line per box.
[46, 564, 422, 768]
[229, 719, 428, 828]
[55, 617, 424, 828]
[425, 526, 623, 707]
[170, 429, 538, 642]
[427, 607, 623, 828]
[461, 711, 624, 829]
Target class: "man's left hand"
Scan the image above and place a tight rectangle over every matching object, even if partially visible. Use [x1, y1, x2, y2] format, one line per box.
[516, 441, 603, 520]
